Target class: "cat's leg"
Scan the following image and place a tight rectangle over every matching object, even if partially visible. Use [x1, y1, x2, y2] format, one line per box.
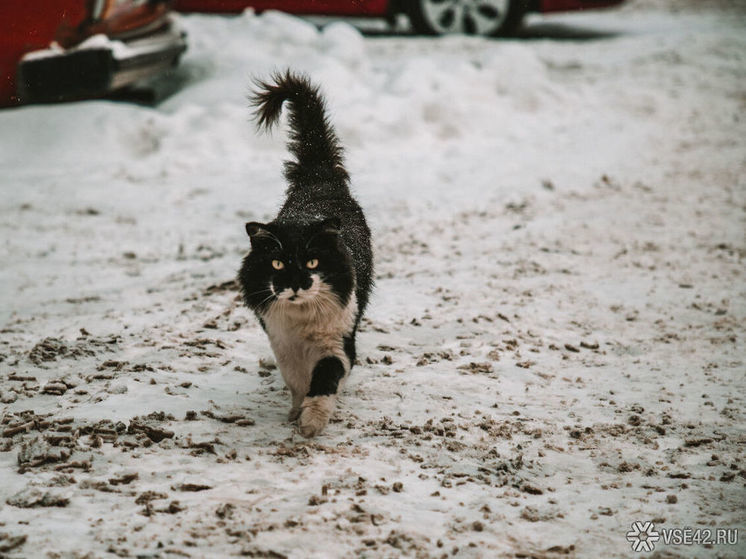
[298, 355, 346, 438]
[288, 389, 303, 422]
[343, 332, 357, 371]
[275, 354, 310, 423]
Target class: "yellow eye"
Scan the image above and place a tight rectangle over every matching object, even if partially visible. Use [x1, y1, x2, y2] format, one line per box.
[306, 258, 319, 269]
[271, 260, 284, 270]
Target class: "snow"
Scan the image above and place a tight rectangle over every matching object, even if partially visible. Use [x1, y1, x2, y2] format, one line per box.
[1, 2, 745, 557]
[22, 33, 136, 62]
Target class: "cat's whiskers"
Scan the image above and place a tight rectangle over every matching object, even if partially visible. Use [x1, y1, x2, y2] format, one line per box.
[245, 287, 273, 298]
[256, 291, 277, 309]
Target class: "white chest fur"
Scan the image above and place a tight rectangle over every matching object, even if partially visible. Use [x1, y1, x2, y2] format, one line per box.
[262, 289, 357, 396]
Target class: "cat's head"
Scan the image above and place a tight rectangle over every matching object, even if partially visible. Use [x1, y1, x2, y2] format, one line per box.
[239, 217, 354, 313]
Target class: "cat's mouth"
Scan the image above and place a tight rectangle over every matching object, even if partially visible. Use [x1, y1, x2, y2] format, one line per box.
[285, 293, 311, 304]
[274, 275, 323, 304]
[276, 288, 318, 304]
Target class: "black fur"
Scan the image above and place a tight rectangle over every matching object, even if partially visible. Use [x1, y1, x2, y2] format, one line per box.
[239, 72, 373, 327]
[343, 333, 356, 366]
[238, 218, 356, 316]
[238, 72, 374, 436]
[250, 70, 348, 188]
[307, 356, 346, 397]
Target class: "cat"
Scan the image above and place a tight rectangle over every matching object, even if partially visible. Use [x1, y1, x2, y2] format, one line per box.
[238, 71, 373, 438]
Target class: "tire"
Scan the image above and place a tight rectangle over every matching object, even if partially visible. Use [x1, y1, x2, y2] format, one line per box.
[408, 0, 525, 37]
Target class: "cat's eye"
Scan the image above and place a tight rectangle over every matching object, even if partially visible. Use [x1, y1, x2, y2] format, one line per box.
[306, 258, 319, 269]
[271, 260, 284, 270]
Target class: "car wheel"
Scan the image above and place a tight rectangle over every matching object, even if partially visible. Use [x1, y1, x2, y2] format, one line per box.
[408, 0, 525, 37]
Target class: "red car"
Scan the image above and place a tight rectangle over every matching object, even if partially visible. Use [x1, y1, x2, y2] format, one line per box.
[1, 0, 186, 107]
[174, 0, 625, 36]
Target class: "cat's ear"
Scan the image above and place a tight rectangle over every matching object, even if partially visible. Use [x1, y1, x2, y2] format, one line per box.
[245, 222, 267, 238]
[245, 222, 279, 248]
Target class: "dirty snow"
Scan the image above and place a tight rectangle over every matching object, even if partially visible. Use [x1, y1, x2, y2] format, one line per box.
[1, 2, 745, 558]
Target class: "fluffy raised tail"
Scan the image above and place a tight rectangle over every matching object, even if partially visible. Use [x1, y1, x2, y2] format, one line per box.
[251, 70, 348, 187]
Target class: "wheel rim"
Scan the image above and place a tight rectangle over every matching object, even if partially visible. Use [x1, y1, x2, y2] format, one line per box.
[420, 0, 510, 36]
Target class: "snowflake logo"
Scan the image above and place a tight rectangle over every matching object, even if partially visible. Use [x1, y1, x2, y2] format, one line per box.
[626, 521, 660, 552]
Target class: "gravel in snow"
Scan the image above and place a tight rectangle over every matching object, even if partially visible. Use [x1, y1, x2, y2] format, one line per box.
[0, 2, 744, 557]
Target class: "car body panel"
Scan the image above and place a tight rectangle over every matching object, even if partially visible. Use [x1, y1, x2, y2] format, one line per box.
[175, 0, 390, 15]
[173, 0, 624, 16]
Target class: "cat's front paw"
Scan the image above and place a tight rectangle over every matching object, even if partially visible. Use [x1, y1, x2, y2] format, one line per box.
[298, 395, 334, 438]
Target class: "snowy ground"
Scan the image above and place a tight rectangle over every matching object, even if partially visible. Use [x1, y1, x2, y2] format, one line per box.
[1, 2, 745, 558]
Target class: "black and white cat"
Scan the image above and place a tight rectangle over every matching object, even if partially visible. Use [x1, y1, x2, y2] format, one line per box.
[239, 71, 373, 437]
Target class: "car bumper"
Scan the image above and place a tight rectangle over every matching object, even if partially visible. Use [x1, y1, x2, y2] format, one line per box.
[16, 18, 187, 104]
